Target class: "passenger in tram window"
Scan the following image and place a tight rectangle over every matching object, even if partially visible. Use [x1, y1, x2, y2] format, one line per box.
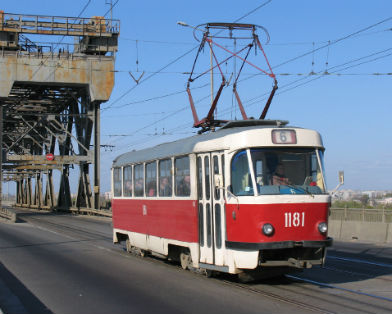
[177, 175, 190, 196]
[272, 163, 290, 185]
[159, 177, 172, 196]
[147, 182, 156, 197]
[125, 180, 132, 196]
[148, 187, 156, 196]
[183, 175, 191, 194]
[134, 179, 143, 196]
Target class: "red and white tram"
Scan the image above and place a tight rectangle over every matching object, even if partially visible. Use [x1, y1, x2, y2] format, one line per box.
[112, 120, 332, 277]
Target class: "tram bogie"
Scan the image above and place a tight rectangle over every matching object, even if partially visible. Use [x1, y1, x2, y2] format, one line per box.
[111, 120, 332, 277]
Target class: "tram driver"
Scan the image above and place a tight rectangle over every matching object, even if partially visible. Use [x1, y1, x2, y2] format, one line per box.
[272, 163, 290, 186]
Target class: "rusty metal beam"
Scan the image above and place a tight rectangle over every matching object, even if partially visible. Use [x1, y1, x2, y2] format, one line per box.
[3, 164, 61, 171]
[6, 154, 92, 163]
[1, 10, 118, 212]
[0, 12, 119, 37]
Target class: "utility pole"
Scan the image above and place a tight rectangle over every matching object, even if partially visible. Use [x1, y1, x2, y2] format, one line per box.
[210, 35, 214, 108]
[106, 0, 113, 29]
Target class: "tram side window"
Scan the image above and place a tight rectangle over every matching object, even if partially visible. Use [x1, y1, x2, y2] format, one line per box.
[123, 166, 132, 197]
[213, 155, 223, 200]
[197, 157, 202, 200]
[134, 164, 144, 197]
[175, 156, 190, 196]
[231, 150, 253, 196]
[204, 156, 210, 200]
[146, 161, 157, 197]
[113, 167, 122, 197]
[159, 159, 172, 197]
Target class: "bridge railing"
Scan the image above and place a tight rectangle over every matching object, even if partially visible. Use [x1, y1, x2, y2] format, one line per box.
[330, 207, 392, 223]
[1, 12, 120, 37]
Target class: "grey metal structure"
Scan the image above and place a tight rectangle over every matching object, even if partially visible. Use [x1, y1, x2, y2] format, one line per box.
[0, 11, 119, 211]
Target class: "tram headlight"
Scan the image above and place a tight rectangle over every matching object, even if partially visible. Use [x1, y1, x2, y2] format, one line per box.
[262, 223, 275, 236]
[318, 222, 328, 235]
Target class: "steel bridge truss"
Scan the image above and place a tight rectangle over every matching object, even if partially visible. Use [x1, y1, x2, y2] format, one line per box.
[0, 11, 118, 211]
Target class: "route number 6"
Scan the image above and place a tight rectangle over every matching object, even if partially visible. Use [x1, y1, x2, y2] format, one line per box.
[284, 212, 305, 227]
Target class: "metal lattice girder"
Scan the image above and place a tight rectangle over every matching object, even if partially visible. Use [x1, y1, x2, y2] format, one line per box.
[1, 10, 118, 211]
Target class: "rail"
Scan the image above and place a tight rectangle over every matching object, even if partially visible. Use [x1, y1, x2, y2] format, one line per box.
[0, 207, 17, 222]
[4, 205, 390, 222]
[330, 207, 392, 223]
[0, 12, 119, 37]
[1, 43, 117, 57]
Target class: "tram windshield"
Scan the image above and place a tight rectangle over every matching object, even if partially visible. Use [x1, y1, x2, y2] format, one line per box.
[231, 148, 327, 196]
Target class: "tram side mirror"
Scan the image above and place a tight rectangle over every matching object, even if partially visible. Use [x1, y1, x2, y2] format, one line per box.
[214, 174, 224, 188]
[332, 170, 344, 194]
[339, 171, 344, 185]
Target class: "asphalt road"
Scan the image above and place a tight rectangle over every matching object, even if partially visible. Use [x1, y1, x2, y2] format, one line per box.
[1, 210, 392, 314]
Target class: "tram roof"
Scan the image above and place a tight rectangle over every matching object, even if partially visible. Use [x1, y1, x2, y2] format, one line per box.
[112, 120, 321, 167]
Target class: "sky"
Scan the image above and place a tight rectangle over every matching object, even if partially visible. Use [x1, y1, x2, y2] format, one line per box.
[2, 0, 392, 193]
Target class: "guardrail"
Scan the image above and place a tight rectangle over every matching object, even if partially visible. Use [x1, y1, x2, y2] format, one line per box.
[10, 203, 112, 218]
[329, 207, 392, 243]
[60, 207, 112, 217]
[0, 207, 17, 222]
[330, 207, 392, 223]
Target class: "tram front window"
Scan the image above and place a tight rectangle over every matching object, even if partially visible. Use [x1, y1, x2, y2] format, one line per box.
[231, 148, 327, 196]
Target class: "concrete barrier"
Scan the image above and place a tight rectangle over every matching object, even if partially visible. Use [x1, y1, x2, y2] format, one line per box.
[0, 207, 17, 223]
[329, 219, 392, 244]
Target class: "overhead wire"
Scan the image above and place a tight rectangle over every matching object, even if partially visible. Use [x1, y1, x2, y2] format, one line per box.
[145, 47, 392, 138]
[103, 0, 120, 18]
[102, 0, 273, 112]
[102, 46, 199, 111]
[105, 14, 392, 116]
[28, 0, 93, 82]
[237, 16, 392, 86]
[103, 5, 392, 152]
[238, 48, 392, 108]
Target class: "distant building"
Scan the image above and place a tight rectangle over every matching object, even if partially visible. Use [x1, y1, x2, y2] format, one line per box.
[104, 191, 112, 200]
[379, 197, 392, 205]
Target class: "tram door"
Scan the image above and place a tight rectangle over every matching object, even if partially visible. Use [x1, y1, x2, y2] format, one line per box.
[197, 152, 226, 266]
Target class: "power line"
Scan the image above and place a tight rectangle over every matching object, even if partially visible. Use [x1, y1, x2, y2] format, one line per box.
[102, 46, 198, 111]
[102, 42, 392, 152]
[274, 16, 392, 70]
[243, 49, 392, 108]
[102, 0, 274, 112]
[105, 12, 392, 117]
[103, 0, 120, 17]
[233, 0, 272, 22]
[238, 16, 392, 86]
[29, 0, 93, 82]
[103, 4, 392, 150]
[107, 47, 392, 151]
[120, 37, 195, 45]
[160, 47, 392, 133]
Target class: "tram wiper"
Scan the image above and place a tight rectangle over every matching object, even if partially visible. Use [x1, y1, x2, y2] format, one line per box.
[281, 184, 314, 197]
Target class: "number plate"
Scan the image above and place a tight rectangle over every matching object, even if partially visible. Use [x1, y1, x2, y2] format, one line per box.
[284, 212, 305, 227]
[272, 129, 297, 144]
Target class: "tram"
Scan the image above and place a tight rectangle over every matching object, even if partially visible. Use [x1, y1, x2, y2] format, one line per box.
[111, 120, 332, 278]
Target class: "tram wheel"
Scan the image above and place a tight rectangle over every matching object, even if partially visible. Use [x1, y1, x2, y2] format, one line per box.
[126, 238, 132, 253]
[180, 252, 192, 270]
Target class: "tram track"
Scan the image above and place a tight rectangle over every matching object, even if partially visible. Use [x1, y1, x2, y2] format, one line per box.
[219, 278, 337, 314]
[16, 214, 338, 313]
[322, 265, 392, 282]
[323, 254, 392, 283]
[13, 212, 392, 313]
[18, 212, 113, 242]
[287, 274, 392, 303]
[328, 255, 392, 269]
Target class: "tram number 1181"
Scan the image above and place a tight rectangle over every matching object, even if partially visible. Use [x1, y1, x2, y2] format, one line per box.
[284, 212, 305, 228]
